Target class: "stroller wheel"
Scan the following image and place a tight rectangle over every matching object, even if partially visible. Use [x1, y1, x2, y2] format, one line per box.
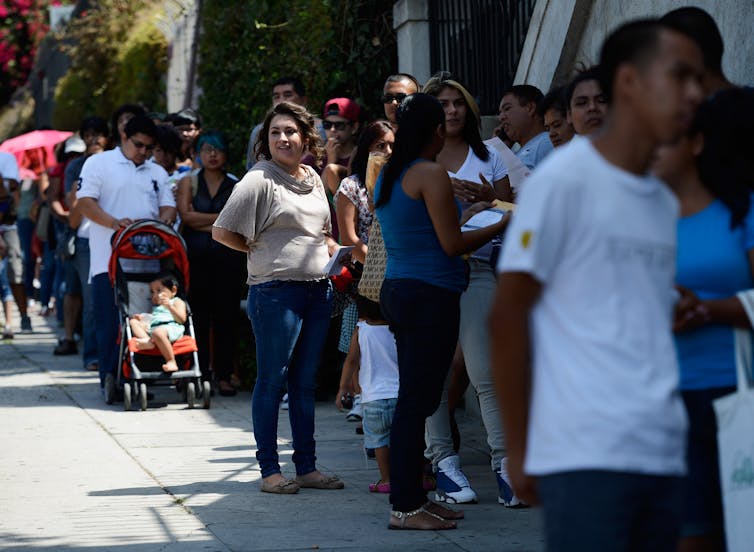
[123, 382, 132, 411]
[202, 381, 212, 410]
[187, 381, 196, 409]
[139, 383, 148, 411]
[104, 373, 116, 405]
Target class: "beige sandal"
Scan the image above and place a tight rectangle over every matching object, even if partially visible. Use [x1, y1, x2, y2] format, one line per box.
[261, 477, 300, 494]
[295, 474, 344, 490]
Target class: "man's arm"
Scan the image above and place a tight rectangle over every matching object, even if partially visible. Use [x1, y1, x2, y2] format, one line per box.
[158, 205, 177, 226]
[489, 271, 542, 504]
[77, 197, 132, 230]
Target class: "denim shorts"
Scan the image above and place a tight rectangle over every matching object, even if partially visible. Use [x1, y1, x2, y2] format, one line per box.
[362, 397, 397, 449]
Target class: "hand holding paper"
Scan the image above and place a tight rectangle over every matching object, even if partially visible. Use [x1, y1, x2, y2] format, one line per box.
[484, 136, 531, 193]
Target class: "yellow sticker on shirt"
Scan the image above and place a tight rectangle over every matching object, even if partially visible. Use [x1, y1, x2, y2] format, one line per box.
[520, 231, 533, 249]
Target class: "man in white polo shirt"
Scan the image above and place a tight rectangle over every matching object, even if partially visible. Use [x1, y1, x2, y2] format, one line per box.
[489, 18, 704, 550]
[77, 114, 176, 401]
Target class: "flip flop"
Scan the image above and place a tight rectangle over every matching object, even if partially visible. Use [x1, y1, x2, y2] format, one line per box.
[295, 474, 344, 489]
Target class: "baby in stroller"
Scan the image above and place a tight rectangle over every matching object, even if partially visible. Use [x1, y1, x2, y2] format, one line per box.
[128, 273, 187, 372]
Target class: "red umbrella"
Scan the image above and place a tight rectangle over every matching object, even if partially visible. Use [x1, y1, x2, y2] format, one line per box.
[0, 130, 73, 174]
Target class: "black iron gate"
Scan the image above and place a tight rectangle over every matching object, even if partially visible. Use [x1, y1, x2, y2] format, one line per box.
[429, 0, 536, 115]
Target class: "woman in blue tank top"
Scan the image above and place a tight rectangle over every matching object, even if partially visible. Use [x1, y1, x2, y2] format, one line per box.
[374, 93, 508, 530]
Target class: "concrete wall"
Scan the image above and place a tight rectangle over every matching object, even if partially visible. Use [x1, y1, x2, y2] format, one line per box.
[515, 0, 754, 91]
[393, 0, 432, 84]
[163, 0, 202, 112]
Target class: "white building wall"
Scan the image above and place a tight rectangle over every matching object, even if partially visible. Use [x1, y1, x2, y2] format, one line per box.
[516, 0, 754, 91]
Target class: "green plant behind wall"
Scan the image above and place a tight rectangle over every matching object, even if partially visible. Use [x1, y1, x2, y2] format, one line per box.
[52, 0, 167, 129]
[198, 0, 396, 175]
[112, 15, 168, 112]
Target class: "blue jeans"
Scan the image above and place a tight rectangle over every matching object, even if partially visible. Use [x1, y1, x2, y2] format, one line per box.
[73, 238, 97, 367]
[246, 279, 332, 479]
[0, 257, 12, 301]
[39, 239, 56, 307]
[537, 470, 683, 552]
[680, 387, 732, 541]
[92, 272, 120, 387]
[16, 218, 35, 297]
[380, 278, 461, 512]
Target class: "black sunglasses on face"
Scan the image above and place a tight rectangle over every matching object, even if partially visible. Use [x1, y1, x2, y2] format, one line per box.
[129, 137, 153, 151]
[381, 93, 408, 104]
[322, 120, 351, 131]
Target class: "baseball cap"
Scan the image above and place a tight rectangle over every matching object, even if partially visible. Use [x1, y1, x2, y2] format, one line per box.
[64, 136, 86, 154]
[324, 98, 361, 122]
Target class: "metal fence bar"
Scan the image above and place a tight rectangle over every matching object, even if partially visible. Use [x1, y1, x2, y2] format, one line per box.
[429, 0, 536, 115]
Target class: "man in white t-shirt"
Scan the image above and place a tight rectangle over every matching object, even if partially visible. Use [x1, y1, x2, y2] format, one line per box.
[77, 114, 176, 401]
[489, 19, 704, 550]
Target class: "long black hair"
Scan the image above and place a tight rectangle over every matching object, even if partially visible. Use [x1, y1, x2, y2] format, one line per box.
[376, 93, 445, 208]
[349, 120, 394, 186]
[693, 87, 754, 229]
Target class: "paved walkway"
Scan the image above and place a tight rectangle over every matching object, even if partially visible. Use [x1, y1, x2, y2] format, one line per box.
[0, 308, 544, 551]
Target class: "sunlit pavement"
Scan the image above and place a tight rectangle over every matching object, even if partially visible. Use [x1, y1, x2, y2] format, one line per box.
[0, 307, 543, 551]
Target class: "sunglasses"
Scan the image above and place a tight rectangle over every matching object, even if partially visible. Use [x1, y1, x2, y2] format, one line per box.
[381, 93, 408, 104]
[129, 137, 153, 151]
[322, 120, 351, 131]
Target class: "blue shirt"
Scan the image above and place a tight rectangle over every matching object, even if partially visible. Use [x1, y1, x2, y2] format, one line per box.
[375, 160, 467, 292]
[515, 131, 553, 170]
[676, 198, 754, 390]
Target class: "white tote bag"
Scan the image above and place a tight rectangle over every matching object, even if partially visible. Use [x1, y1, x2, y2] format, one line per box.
[713, 291, 754, 552]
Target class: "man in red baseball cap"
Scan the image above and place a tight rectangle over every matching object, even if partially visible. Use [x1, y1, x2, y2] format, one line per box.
[323, 98, 361, 169]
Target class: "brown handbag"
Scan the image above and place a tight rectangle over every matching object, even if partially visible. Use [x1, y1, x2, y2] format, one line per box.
[357, 217, 387, 303]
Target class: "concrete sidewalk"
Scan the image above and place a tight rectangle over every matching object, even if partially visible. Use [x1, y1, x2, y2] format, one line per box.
[0, 309, 544, 551]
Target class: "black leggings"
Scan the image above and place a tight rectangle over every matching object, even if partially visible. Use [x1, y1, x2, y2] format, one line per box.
[188, 250, 245, 382]
[380, 278, 461, 512]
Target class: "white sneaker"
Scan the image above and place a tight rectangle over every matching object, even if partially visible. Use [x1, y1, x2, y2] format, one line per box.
[434, 454, 478, 504]
[280, 393, 289, 410]
[346, 394, 362, 421]
[497, 457, 527, 507]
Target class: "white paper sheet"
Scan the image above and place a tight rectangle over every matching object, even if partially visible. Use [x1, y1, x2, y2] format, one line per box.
[324, 245, 355, 276]
[484, 136, 531, 193]
[461, 208, 506, 232]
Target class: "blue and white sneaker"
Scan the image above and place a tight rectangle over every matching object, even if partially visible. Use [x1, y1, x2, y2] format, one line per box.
[346, 394, 362, 421]
[497, 457, 527, 507]
[434, 454, 478, 504]
[280, 393, 289, 410]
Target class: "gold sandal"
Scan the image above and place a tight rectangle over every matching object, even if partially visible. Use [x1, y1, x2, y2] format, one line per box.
[261, 477, 300, 494]
[388, 506, 457, 530]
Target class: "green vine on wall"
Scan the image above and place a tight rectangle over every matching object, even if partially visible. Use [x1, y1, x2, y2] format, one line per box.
[197, 0, 396, 175]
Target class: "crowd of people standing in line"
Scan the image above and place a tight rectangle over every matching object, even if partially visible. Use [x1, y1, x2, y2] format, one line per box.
[1, 5, 752, 550]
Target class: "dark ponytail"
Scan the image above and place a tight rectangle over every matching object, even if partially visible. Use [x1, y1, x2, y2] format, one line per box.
[376, 93, 445, 207]
[693, 88, 754, 229]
